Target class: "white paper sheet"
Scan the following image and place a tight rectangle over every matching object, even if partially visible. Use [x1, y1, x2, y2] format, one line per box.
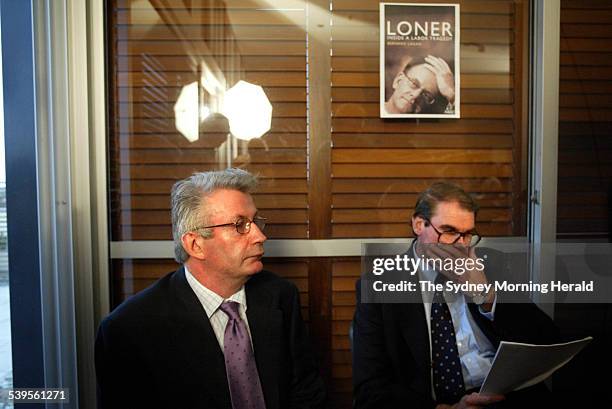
[479, 337, 592, 395]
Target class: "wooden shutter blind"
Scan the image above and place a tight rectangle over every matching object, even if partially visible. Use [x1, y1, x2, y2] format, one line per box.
[110, 0, 309, 244]
[558, 0, 612, 238]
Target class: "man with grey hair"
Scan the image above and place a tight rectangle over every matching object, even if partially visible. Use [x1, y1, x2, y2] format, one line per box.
[95, 168, 326, 409]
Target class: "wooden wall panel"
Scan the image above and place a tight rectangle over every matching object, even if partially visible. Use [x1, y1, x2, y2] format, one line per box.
[558, 1, 612, 238]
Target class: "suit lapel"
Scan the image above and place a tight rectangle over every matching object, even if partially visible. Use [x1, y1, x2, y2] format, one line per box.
[397, 302, 432, 388]
[398, 242, 433, 396]
[169, 268, 232, 408]
[245, 278, 283, 409]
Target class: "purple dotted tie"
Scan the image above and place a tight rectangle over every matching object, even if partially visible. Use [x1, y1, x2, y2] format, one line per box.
[219, 301, 266, 409]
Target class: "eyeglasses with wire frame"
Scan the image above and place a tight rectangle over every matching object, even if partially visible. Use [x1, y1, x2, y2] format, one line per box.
[193, 216, 267, 235]
[423, 216, 481, 247]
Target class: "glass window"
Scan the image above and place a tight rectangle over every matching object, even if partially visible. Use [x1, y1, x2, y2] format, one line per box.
[0, 27, 13, 406]
[107, 1, 532, 406]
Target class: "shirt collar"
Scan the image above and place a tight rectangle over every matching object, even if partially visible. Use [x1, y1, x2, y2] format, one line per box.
[184, 265, 247, 318]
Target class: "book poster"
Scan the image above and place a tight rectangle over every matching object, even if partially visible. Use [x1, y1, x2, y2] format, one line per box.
[380, 3, 460, 118]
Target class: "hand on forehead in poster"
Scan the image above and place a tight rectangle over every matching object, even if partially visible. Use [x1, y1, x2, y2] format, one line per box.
[424, 55, 455, 104]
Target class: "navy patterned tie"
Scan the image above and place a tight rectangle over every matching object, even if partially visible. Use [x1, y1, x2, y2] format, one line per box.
[431, 275, 465, 404]
[219, 301, 267, 409]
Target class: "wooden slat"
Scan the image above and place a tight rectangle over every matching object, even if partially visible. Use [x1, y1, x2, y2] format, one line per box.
[117, 71, 306, 86]
[119, 24, 307, 41]
[121, 224, 308, 240]
[121, 148, 306, 164]
[332, 306, 355, 320]
[558, 165, 612, 178]
[558, 148, 612, 166]
[560, 80, 612, 94]
[560, 9, 612, 24]
[332, 193, 512, 209]
[559, 122, 612, 136]
[560, 23, 612, 38]
[331, 119, 514, 134]
[254, 259, 310, 277]
[560, 52, 612, 66]
[332, 148, 512, 163]
[332, 259, 360, 277]
[121, 178, 308, 195]
[118, 40, 306, 56]
[332, 164, 513, 178]
[558, 206, 609, 219]
[559, 135, 612, 149]
[332, 178, 513, 193]
[120, 149, 306, 166]
[560, 109, 612, 122]
[332, 133, 513, 148]
[116, 10, 306, 26]
[119, 102, 306, 118]
[561, 66, 612, 80]
[122, 209, 306, 225]
[117, 0, 305, 9]
[559, 94, 612, 108]
[119, 86, 307, 102]
[332, 292, 356, 307]
[557, 192, 608, 205]
[331, 103, 513, 119]
[120, 133, 307, 149]
[120, 117, 307, 133]
[119, 164, 307, 179]
[561, 38, 612, 52]
[117, 55, 306, 72]
[332, 349, 352, 365]
[331, 208, 511, 224]
[562, 0, 612, 8]
[331, 222, 513, 238]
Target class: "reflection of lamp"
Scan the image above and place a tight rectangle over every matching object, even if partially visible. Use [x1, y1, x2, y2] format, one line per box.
[173, 82, 199, 142]
[221, 80, 272, 141]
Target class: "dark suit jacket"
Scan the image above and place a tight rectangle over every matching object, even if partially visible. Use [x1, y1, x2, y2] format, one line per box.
[95, 268, 326, 409]
[352, 247, 559, 409]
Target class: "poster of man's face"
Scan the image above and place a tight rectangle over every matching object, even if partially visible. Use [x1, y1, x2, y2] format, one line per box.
[380, 3, 460, 118]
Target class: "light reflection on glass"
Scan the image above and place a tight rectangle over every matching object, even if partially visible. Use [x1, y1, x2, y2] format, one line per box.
[173, 81, 200, 142]
[222, 80, 272, 141]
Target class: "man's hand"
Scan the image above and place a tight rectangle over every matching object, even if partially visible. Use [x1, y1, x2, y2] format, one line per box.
[424, 55, 455, 104]
[436, 392, 505, 409]
[421, 243, 495, 309]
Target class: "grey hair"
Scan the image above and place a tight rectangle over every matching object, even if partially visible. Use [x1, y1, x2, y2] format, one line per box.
[171, 168, 258, 263]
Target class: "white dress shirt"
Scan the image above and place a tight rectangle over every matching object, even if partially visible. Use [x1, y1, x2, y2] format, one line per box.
[419, 263, 497, 391]
[184, 266, 253, 350]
